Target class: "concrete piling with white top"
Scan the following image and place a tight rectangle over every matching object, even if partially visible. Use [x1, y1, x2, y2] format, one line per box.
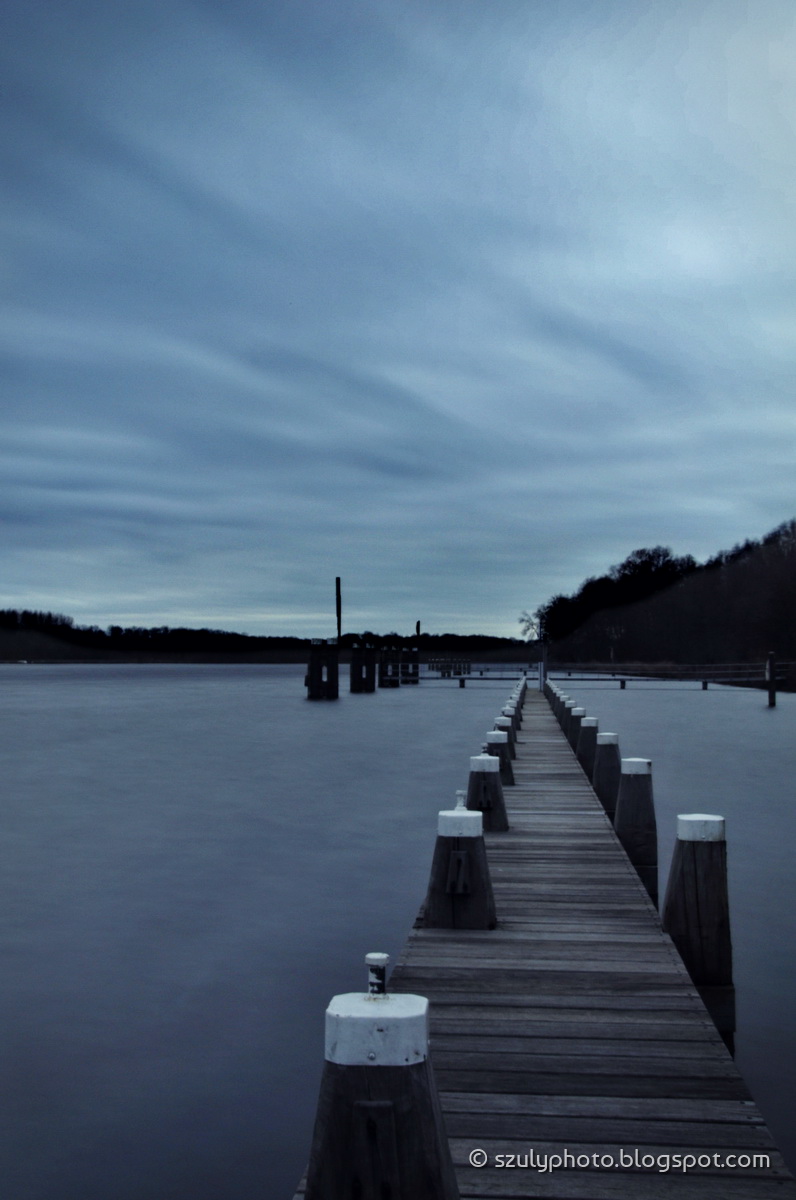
[561, 698, 576, 742]
[662, 814, 735, 1048]
[423, 793, 497, 929]
[614, 758, 658, 906]
[466, 752, 509, 832]
[494, 715, 516, 758]
[485, 729, 514, 785]
[502, 703, 521, 731]
[304, 953, 459, 1200]
[566, 706, 586, 751]
[575, 716, 599, 779]
[592, 732, 621, 821]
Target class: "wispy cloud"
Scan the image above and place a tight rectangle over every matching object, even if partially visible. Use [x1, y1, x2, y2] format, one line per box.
[2, 0, 795, 633]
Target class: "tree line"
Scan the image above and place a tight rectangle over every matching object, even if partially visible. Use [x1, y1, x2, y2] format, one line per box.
[0, 610, 525, 655]
[525, 518, 796, 663]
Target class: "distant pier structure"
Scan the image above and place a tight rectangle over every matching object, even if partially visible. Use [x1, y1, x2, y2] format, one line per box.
[306, 589, 422, 698]
[305, 578, 343, 701]
[305, 639, 339, 700]
[349, 643, 377, 693]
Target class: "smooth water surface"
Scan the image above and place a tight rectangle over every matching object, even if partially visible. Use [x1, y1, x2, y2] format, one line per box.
[0, 664, 517, 1200]
[3, 667, 794, 1198]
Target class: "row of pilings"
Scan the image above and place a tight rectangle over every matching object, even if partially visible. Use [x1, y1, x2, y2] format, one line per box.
[305, 642, 420, 699]
[301, 676, 527, 1198]
[544, 676, 735, 1050]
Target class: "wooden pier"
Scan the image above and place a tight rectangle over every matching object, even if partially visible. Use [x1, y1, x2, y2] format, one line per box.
[294, 688, 796, 1198]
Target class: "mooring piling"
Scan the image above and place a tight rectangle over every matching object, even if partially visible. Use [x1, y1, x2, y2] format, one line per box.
[592, 731, 621, 820]
[349, 643, 377, 693]
[303, 953, 459, 1200]
[566, 704, 586, 751]
[422, 792, 497, 929]
[305, 639, 340, 700]
[493, 715, 516, 758]
[484, 729, 514, 784]
[662, 813, 735, 1049]
[575, 715, 598, 778]
[465, 752, 509, 832]
[614, 757, 658, 906]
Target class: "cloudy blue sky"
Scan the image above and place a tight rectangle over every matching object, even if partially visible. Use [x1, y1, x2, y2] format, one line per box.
[3, 0, 795, 637]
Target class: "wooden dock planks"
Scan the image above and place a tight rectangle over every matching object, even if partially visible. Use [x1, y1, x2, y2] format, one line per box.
[293, 689, 795, 1198]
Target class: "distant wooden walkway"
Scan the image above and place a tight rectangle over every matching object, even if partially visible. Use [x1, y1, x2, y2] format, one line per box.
[294, 690, 796, 1198]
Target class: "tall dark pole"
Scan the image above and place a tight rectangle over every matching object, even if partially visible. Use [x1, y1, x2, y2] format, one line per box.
[335, 577, 342, 642]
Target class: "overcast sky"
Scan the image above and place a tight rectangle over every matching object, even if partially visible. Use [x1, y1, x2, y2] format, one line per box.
[3, 1, 795, 637]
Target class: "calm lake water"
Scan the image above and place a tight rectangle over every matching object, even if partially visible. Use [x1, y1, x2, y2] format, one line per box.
[1, 664, 794, 1198]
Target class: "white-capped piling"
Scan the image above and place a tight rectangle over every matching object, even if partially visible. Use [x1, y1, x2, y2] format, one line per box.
[576, 716, 599, 779]
[494, 715, 516, 758]
[466, 752, 509, 832]
[592, 732, 621, 820]
[502, 702, 521, 731]
[614, 758, 658, 906]
[561, 698, 576, 741]
[485, 729, 514, 785]
[662, 814, 734, 1048]
[304, 953, 459, 1200]
[423, 793, 497, 929]
[567, 706, 585, 751]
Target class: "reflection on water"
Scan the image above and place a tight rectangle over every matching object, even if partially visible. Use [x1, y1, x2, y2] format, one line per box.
[2, 667, 794, 1198]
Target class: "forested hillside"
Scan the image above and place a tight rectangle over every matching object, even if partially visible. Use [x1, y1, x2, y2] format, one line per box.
[533, 519, 796, 664]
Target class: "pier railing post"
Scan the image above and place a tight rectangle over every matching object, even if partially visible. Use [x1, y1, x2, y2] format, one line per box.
[614, 758, 658, 906]
[304, 953, 459, 1200]
[423, 793, 497, 929]
[662, 814, 735, 1049]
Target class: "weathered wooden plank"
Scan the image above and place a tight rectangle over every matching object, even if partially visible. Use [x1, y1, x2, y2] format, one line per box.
[431, 1034, 727, 1060]
[439, 1093, 765, 1122]
[443, 1113, 777, 1148]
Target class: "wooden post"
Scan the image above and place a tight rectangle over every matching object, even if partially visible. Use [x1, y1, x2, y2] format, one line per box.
[494, 716, 516, 759]
[592, 732, 621, 821]
[484, 730, 514, 785]
[561, 698, 575, 740]
[662, 814, 734, 1049]
[304, 953, 459, 1200]
[575, 716, 598, 779]
[614, 758, 658, 907]
[335, 576, 342, 642]
[567, 706, 585, 751]
[422, 793, 497, 929]
[502, 702, 521, 731]
[766, 651, 777, 708]
[466, 752, 509, 832]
